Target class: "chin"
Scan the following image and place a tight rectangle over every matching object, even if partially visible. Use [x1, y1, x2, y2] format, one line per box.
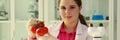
[63, 18, 75, 22]
[64, 20, 73, 23]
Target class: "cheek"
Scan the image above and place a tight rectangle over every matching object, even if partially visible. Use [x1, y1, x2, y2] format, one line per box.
[71, 9, 80, 17]
[60, 10, 65, 18]
[72, 12, 79, 19]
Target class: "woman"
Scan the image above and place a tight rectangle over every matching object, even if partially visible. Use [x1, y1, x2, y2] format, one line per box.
[26, 0, 93, 40]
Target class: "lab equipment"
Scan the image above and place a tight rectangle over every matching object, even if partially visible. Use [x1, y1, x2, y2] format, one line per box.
[92, 13, 104, 20]
[88, 23, 105, 40]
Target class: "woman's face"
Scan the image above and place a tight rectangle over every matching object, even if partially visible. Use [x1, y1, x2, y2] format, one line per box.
[59, 0, 82, 23]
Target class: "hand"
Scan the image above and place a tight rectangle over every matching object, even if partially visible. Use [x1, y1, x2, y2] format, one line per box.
[26, 18, 38, 38]
[26, 18, 38, 30]
[26, 19, 58, 40]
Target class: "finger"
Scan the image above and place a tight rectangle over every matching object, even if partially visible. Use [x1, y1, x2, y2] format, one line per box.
[26, 18, 38, 30]
[29, 18, 38, 26]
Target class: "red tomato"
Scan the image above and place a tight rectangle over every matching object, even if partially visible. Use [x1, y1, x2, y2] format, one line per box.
[36, 27, 48, 36]
[37, 22, 44, 27]
[30, 21, 47, 36]
[30, 26, 37, 34]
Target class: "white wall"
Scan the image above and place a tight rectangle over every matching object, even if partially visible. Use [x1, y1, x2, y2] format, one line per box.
[15, 0, 33, 20]
[0, 0, 11, 40]
[15, 0, 33, 39]
[43, 0, 56, 26]
[48, 0, 55, 21]
[81, 0, 108, 17]
[14, 22, 28, 40]
[0, 23, 11, 40]
[117, 0, 120, 40]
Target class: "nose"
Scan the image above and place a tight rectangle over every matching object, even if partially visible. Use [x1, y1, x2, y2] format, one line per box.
[65, 9, 71, 15]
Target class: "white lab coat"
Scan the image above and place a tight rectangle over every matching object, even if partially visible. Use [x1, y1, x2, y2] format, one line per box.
[48, 20, 93, 40]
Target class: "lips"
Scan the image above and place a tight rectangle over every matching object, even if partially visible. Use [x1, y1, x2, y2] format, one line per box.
[66, 16, 72, 19]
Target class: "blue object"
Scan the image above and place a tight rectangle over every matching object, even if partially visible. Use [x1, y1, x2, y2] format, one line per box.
[92, 13, 104, 20]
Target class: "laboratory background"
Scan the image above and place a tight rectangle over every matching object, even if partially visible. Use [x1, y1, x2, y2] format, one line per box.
[0, 0, 120, 40]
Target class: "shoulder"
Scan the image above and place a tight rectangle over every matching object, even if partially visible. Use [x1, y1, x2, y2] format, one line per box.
[81, 24, 93, 40]
[80, 24, 93, 40]
[81, 24, 88, 30]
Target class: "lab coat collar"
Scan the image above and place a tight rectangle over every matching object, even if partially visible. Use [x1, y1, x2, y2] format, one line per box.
[49, 20, 88, 40]
[75, 20, 88, 40]
[49, 21, 63, 38]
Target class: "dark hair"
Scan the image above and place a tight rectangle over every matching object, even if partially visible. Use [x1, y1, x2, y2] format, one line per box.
[58, 0, 88, 26]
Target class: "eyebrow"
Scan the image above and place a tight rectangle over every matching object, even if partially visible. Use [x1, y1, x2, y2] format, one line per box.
[60, 5, 76, 7]
[70, 5, 76, 7]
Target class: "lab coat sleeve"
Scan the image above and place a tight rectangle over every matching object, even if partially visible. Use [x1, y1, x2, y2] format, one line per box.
[86, 35, 93, 40]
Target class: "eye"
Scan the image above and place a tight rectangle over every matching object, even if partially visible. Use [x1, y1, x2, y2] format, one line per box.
[61, 6, 66, 10]
[70, 6, 75, 9]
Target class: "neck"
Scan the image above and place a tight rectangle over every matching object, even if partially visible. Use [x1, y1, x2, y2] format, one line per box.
[64, 19, 78, 33]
